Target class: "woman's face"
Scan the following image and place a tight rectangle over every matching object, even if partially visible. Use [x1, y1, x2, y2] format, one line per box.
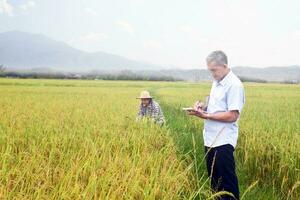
[141, 98, 151, 106]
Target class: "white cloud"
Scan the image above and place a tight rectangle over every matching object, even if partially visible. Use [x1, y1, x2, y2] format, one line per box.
[0, 0, 13, 16]
[116, 20, 135, 36]
[143, 40, 162, 49]
[77, 32, 109, 42]
[20, 0, 36, 11]
[178, 25, 210, 44]
[178, 25, 194, 34]
[84, 7, 97, 16]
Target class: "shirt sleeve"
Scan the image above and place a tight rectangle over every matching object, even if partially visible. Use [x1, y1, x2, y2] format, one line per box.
[156, 105, 165, 126]
[226, 84, 245, 114]
[151, 102, 165, 125]
[136, 104, 143, 121]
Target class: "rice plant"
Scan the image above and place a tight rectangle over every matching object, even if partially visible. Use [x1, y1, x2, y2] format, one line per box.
[0, 78, 299, 199]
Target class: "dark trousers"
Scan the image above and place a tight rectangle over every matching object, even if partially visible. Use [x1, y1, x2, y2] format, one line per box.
[205, 144, 239, 200]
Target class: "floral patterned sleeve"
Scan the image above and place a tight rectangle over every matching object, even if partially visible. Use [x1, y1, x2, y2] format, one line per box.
[151, 101, 165, 126]
[136, 104, 143, 121]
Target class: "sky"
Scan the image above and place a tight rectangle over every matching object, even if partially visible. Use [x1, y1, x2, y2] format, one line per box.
[0, 0, 299, 69]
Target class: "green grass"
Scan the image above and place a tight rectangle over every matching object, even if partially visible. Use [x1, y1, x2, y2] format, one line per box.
[153, 82, 300, 199]
[0, 78, 299, 199]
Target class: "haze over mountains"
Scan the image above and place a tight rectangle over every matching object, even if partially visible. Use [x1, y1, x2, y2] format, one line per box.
[0, 31, 299, 82]
[0, 31, 161, 71]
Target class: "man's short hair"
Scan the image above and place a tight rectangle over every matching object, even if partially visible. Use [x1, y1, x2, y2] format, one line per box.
[206, 50, 228, 65]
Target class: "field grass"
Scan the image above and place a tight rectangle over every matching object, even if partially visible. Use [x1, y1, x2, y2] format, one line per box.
[0, 78, 299, 199]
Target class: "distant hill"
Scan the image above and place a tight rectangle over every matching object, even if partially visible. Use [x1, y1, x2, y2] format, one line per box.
[0, 31, 299, 83]
[0, 31, 161, 71]
[232, 66, 300, 82]
[132, 66, 300, 83]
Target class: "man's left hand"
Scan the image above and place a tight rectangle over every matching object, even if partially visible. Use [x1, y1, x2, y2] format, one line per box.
[187, 109, 209, 119]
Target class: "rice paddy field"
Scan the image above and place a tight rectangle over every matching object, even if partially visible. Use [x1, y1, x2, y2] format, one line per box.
[0, 78, 299, 199]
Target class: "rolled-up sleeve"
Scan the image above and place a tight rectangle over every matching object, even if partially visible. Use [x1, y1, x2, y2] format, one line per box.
[226, 84, 245, 114]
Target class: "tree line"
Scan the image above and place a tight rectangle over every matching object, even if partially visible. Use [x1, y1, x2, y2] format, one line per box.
[0, 66, 181, 81]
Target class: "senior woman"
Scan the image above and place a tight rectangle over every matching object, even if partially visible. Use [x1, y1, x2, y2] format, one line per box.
[136, 90, 165, 126]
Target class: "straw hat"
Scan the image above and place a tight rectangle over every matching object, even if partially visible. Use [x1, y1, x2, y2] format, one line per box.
[137, 90, 152, 99]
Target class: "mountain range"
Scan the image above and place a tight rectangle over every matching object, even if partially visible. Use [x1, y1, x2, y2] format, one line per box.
[0, 31, 299, 82]
[0, 31, 161, 71]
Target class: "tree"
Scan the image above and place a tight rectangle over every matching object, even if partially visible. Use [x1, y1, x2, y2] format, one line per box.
[0, 65, 6, 73]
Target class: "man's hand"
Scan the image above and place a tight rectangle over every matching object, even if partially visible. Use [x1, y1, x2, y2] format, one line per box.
[187, 109, 209, 119]
[194, 101, 205, 111]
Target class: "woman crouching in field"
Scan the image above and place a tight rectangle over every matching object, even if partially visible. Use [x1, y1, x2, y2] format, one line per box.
[136, 90, 165, 126]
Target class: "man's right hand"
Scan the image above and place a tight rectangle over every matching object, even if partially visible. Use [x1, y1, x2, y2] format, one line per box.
[194, 101, 205, 112]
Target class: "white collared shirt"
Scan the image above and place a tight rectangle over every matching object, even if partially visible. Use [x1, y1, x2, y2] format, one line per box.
[203, 70, 245, 148]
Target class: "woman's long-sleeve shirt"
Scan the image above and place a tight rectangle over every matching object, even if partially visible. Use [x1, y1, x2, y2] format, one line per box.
[136, 100, 165, 126]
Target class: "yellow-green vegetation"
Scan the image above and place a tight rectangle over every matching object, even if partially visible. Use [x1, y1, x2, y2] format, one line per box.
[0, 78, 299, 200]
[155, 82, 300, 200]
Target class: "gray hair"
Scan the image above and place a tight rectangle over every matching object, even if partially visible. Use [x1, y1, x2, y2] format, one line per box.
[206, 50, 228, 65]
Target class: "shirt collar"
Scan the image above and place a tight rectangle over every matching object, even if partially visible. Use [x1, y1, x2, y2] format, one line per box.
[217, 70, 232, 86]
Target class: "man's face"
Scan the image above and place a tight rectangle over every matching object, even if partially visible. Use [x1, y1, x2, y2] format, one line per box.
[207, 61, 228, 81]
[141, 98, 151, 106]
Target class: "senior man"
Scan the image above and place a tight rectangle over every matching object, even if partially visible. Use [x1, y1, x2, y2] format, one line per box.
[187, 51, 245, 200]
